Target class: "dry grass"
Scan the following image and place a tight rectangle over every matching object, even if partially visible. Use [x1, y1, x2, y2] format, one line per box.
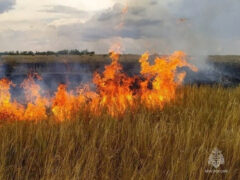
[0, 85, 240, 179]
[2, 54, 240, 64]
[209, 55, 240, 64]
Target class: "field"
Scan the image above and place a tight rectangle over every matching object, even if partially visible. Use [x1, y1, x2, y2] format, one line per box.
[0, 86, 239, 179]
[2, 54, 240, 64]
[0, 55, 240, 179]
[0, 54, 140, 64]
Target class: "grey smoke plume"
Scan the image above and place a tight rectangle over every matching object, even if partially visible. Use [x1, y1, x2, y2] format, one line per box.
[1, 0, 240, 86]
[1, 0, 240, 55]
[53, 0, 240, 56]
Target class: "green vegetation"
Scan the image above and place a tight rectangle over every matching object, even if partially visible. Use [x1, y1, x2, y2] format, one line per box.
[0, 49, 95, 56]
[0, 86, 239, 179]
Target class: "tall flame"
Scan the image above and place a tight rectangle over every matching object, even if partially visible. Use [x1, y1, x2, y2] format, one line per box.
[139, 51, 197, 108]
[0, 51, 197, 122]
[21, 73, 48, 121]
[0, 78, 24, 121]
[93, 52, 134, 116]
[52, 84, 78, 121]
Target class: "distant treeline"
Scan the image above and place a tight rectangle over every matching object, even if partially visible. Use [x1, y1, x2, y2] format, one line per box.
[0, 49, 95, 56]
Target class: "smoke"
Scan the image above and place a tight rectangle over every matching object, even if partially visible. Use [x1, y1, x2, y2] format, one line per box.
[1, 0, 240, 55]
[138, 0, 240, 84]
[53, 0, 239, 59]
[0, 61, 94, 101]
[109, 0, 240, 55]
[1, 0, 240, 86]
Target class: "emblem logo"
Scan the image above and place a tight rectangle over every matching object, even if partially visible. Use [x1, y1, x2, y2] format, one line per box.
[208, 147, 225, 169]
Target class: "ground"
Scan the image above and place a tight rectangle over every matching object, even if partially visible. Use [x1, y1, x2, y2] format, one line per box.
[0, 55, 240, 179]
[0, 86, 239, 179]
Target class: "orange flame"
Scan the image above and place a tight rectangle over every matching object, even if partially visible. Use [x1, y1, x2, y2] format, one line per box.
[0, 78, 24, 121]
[21, 73, 48, 121]
[139, 51, 197, 108]
[52, 84, 77, 121]
[93, 51, 134, 116]
[0, 51, 197, 122]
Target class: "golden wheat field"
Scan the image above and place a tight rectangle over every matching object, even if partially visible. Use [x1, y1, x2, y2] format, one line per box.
[0, 85, 239, 180]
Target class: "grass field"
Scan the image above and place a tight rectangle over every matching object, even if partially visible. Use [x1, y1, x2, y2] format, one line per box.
[0, 85, 240, 179]
[0, 55, 140, 64]
[2, 54, 240, 64]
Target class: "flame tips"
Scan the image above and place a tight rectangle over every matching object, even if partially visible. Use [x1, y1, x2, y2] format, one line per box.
[0, 50, 197, 121]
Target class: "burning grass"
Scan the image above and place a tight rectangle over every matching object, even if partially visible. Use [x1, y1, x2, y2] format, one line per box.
[0, 51, 197, 121]
[0, 86, 240, 179]
[0, 51, 239, 179]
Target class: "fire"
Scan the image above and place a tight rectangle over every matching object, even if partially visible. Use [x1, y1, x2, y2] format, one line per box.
[52, 84, 80, 121]
[138, 51, 197, 108]
[0, 51, 197, 122]
[93, 51, 134, 116]
[0, 78, 24, 121]
[21, 73, 48, 121]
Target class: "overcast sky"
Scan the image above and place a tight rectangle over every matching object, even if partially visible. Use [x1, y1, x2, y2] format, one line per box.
[0, 0, 240, 55]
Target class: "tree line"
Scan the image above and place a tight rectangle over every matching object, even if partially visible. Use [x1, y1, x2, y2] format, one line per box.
[0, 49, 95, 56]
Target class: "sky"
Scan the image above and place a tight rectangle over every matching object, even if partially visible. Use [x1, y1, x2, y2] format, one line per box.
[0, 0, 240, 55]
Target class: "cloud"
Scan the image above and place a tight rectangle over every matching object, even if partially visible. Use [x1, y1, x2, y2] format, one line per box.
[1, 0, 240, 55]
[130, 6, 146, 15]
[55, 0, 240, 55]
[125, 19, 161, 27]
[41, 5, 87, 16]
[38, 5, 90, 26]
[97, 3, 146, 22]
[97, 3, 122, 21]
[187, 0, 240, 39]
[168, 0, 240, 54]
[58, 3, 162, 41]
[0, 0, 16, 13]
[149, 1, 158, 6]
